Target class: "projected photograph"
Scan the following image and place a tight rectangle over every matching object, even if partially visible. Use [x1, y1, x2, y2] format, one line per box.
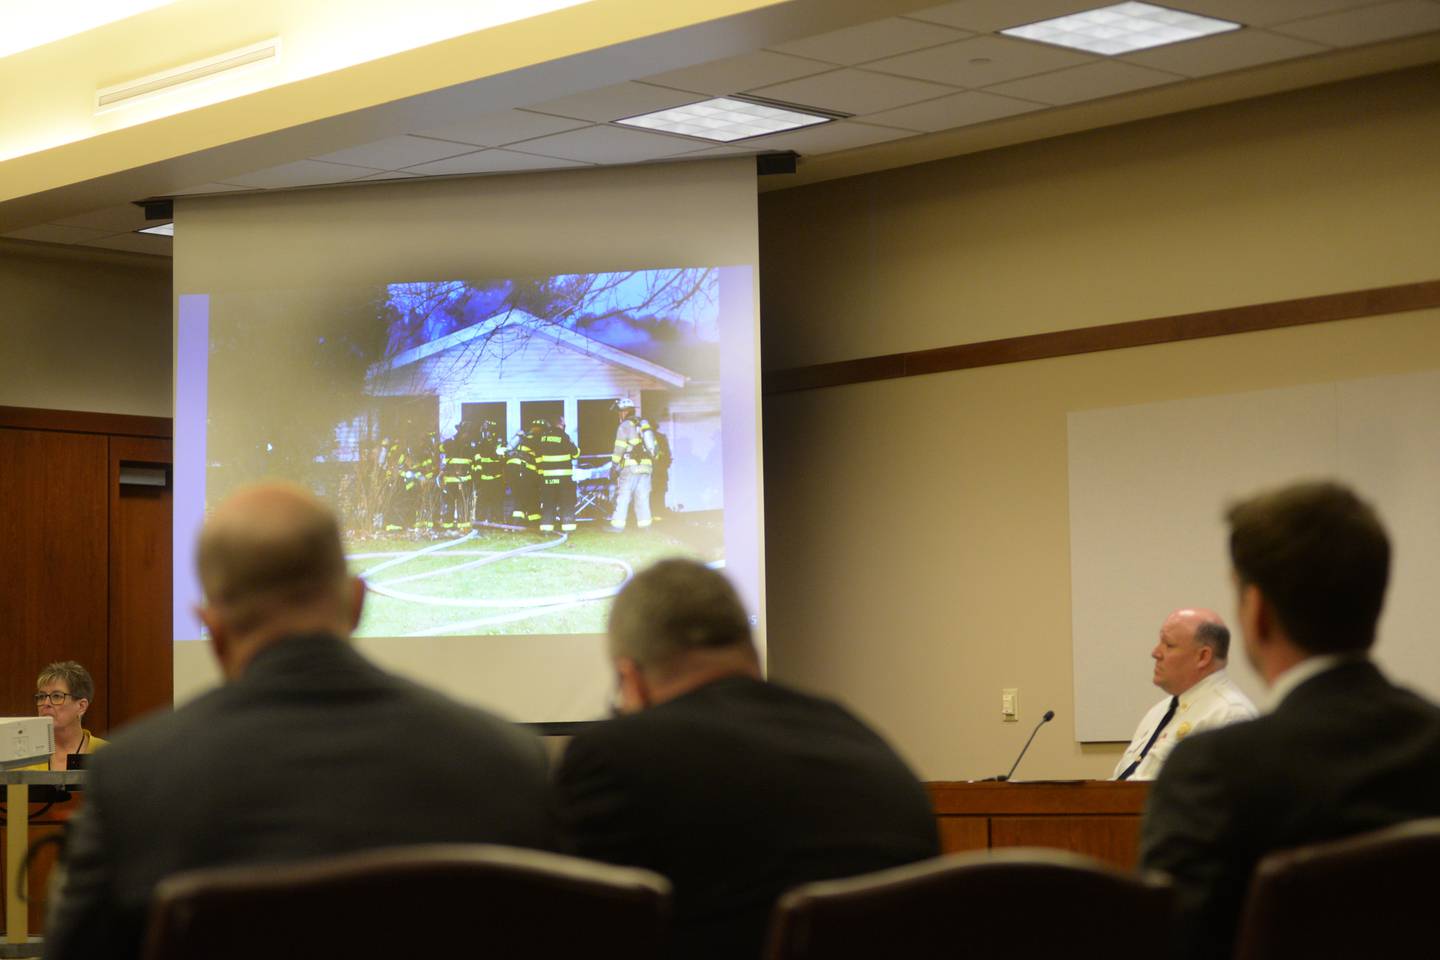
[203, 268, 727, 638]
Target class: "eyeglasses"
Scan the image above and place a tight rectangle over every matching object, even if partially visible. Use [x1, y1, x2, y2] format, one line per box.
[34, 692, 76, 705]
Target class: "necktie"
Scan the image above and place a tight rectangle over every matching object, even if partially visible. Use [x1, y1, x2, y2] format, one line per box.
[1117, 696, 1179, 781]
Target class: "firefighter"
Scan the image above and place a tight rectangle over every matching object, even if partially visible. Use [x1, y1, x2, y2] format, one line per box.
[535, 417, 579, 533]
[387, 439, 419, 535]
[650, 426, 671, 520]
[608, 398, 657, 532]
[415, 431, 440, 535]
[472, 420, 506, 526]
[379, 436, 410, 534]
[504, 422, 541, 527]
[439, 420, 478, 532]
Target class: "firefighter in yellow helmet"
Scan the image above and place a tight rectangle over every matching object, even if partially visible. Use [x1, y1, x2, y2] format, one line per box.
[608, 398, 657, 532]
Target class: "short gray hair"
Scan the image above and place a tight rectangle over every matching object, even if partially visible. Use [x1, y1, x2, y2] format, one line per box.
[38, 661, 94, 702]
[1194, 620, 1231, 660]
[608, 559, 752, 668]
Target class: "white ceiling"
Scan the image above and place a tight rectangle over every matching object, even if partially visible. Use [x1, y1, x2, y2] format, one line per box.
[8, 0, 1440, 257]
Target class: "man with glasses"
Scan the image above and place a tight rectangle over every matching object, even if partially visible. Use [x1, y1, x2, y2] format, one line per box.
[45, 481, 556, 960]
[556, 559, 939, 960]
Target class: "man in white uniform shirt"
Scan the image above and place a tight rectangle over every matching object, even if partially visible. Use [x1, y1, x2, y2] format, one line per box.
[1112, 608, 1256, 781]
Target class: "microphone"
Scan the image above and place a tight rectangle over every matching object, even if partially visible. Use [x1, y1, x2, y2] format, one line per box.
[995, 710, 1055, 782]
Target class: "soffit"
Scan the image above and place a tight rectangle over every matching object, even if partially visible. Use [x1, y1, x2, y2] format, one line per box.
[4, 0, 1439, 256]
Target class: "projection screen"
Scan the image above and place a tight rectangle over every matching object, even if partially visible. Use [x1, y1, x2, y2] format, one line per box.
[172, 157, 764, 724]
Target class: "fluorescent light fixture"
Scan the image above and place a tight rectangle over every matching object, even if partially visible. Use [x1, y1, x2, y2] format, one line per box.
[137, 222, 174, 237]
[97, 38, 280, 113]
[616, 97, 831, 143]
[1002, 2, 1240, 56]
[0, 0, 178, 60]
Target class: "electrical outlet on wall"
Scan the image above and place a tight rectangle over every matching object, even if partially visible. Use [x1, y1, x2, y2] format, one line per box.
[1002, 687, 1018, 722]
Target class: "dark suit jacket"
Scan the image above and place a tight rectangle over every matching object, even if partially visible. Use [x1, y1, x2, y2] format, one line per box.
[555, 676, 940, 960]
[44, 633, 555, 960]
[1140, 659, 1440, 960]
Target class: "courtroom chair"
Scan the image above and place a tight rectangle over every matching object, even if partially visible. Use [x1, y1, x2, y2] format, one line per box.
[766, 848, 1171, 960]
[142, 844, 670, 960]
[1235, 818, 1440, 960]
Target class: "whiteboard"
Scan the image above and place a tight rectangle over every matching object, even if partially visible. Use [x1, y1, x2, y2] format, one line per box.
[1069, 369, 1440, 742]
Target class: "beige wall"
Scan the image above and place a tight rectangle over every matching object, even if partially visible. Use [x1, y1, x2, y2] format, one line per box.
[757, 64, 1440, 781]
[759, 64, 1440, 371]
[0, 239, 171, 416]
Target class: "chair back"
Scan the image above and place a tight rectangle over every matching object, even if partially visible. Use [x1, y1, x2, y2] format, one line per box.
[142, 844, 670, 960]
[767, 848, 1170, 960]
[1235, 818, 1440, 960]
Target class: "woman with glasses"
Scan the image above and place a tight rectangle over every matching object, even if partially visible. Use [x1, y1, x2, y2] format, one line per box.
[23, 661, 108, 771]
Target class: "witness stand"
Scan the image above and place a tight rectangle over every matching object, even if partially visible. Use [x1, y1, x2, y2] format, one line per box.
[927, 781, 1149, 868]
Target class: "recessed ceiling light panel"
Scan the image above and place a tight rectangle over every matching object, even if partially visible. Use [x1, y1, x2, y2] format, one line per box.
[1002, 3, 1240, 56]
[616, 97, 831, 143]
[137, 222, 174, 237]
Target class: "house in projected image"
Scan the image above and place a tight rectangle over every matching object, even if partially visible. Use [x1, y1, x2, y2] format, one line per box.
[360, 311, 724, 513]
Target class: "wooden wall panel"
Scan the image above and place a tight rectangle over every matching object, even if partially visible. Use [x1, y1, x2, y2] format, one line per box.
[990, 816, 1142, 870]
[108, 436, 173, 732]
[928, 781, 1148, 869]
[0, 429, 109, 727]
[937, 817, 989, 855]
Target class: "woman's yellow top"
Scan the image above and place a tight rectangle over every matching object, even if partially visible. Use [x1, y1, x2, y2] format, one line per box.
[17, 728, 108, 771]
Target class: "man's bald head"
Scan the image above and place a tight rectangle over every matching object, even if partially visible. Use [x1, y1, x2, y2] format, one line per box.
[1152, 608, 1230, 696]
[197, 482, 358, 661]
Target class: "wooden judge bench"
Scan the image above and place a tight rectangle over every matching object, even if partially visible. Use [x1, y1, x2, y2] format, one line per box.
[927, 780, 1150, 869]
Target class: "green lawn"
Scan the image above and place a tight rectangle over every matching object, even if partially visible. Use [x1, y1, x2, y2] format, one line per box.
[347, 516, 723, 637]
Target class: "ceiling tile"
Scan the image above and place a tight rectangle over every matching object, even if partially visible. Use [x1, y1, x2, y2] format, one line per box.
[906, 1, 1103, 33]
[524, 82, 701, 122]
[863, 90, 1045, 132]
[402, 150, 584, 177]
[1268, 0, 1440, 46]
[53, 203, 151, 233]
[82, 233, 173, 256]
[2, 223, 112, 244]
[749, 68, 957, 115]
[738, 120, 915, 155]
[1179, 1, 1384, 27]
[167, 183, 253, 196]
[512, 126, 702, 164]
[768, 17, 972, 65]
[1122, 28, 1329, 76]
[312, 135, 478, 170]
[868, 34, 1096, 88]
[985, 60, 1180, 105]
[412, 110, 591, 147]
[224, 160, 385, 189]
[642, 51, 830, 95]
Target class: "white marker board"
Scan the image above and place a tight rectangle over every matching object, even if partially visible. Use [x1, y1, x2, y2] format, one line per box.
[1070, 368, 1440, 742]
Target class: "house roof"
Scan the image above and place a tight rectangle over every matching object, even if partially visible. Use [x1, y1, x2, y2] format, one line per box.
[369, 309, 688, 388]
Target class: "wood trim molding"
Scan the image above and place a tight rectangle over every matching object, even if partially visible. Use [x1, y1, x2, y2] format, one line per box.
[0, 405, 172, 438]
[764, 279, 1440, 395]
